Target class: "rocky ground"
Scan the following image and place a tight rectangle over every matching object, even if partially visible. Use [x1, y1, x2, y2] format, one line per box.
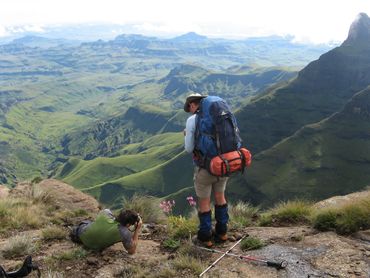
[1, 180, 370, 277]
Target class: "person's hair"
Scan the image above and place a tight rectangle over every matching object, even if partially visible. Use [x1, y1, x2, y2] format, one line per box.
[116, 209, 139, 226]
[190, 99, 201, 106]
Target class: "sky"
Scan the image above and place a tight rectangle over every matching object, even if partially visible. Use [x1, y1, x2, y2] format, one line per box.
[0, 0, 369, 44]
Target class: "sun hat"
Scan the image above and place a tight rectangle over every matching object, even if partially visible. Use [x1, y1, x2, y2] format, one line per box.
[184, 93, 207, 112]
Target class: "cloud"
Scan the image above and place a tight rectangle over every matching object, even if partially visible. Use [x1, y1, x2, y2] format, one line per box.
[0, 25, 9, 37]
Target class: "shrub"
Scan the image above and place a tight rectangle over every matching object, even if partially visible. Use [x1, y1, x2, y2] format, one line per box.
[229, 201, 258, 228]
[167, 215, 198, 239]
[123, 195, 166, 224]
[42, 226, 67, 241]
[2, 234, 37, 259]
[240, 236, 265, 251]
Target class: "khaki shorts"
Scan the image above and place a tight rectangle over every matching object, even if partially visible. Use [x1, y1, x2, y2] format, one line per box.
[194, 167, 229, 198]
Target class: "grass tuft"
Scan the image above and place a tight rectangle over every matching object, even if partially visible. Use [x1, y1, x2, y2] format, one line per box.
[123, 194, 166, 224]
[1, 234, 37, 259]
[240, 236, 265, 251]
[31, 184, 54, 205]
[171, 254, 205, 275]
[52, 247, 88, 261]
[42, 226, 68, 241]
[162, 238, 181, 250]
[167, 215, 198, 239]
[229, 201, 259, 228]
[259, 200, 313, 226]
[0, 198, 45, 232]
[313, 199, 370, 235]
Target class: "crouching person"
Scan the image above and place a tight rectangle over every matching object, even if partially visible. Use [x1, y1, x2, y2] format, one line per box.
[70, 209, 142, 254]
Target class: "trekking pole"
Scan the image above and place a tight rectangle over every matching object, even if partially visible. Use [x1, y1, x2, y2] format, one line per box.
[197, 246, 288, 269]
[199, 235, 247, 277]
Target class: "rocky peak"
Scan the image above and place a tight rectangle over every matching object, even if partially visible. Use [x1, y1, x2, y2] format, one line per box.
[343, 13, 370, 45]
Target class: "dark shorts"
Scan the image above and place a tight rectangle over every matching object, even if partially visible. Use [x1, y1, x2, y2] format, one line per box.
[70, 220, 92, 243]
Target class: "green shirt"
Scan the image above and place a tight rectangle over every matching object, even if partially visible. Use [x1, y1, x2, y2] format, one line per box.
[79, 211, 132, 251]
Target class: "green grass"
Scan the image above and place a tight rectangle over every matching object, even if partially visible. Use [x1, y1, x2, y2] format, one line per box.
[84, 149, 193, 205]
[0, 198, 45, 232]
[52, 247, 88, 261]
[240, 236, 265, 251]
[229, 201, 259, 229]
[1, 234, 37, 259]
[171, 255, 205, 275]
[313, 198, 370, 235]
[259, 200, 313, 226]
[57, 132, 184, 191]
[167, 215, 198, 239]
[121, 194, 166, 224]
[42, 226, 68, 241]
[162, 238, 181, 250]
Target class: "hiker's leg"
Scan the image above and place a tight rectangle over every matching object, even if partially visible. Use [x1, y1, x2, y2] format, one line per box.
[213, 178, 229, 241]
[198, 197, 211, 213]
[214, 191, 226, 206]
[194, 167, 213, 243]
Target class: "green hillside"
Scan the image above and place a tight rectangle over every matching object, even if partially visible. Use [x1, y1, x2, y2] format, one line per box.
[0, 39, 295, 185]
[84, 148, 194, 206]
[55, 132, 184, 190]
[236, 32, 370, 156]
[228, 86, 370, 206]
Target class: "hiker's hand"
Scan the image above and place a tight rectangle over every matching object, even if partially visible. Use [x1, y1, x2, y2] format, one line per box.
[136, 216, 143, 230]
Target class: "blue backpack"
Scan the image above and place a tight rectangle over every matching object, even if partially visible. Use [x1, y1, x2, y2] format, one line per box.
[194, 96, 242, 168]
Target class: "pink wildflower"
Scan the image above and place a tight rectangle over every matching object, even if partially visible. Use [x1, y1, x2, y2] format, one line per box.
[186, 196, 196, 207]
[160, 199, 175, 214]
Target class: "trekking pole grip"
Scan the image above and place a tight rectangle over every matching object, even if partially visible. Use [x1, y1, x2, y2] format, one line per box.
[267, 260, 288, 269]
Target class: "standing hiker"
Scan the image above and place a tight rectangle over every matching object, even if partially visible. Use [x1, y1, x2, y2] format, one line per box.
[70, 209, 142, 254]
[184, 93, 245, 247]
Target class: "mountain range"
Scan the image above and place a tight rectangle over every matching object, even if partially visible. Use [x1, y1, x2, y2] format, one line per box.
[1, 13, 370, 210]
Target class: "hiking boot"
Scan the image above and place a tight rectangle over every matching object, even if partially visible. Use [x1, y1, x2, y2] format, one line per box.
[192, 235, 213, 248]
[214, 233, 228, 243]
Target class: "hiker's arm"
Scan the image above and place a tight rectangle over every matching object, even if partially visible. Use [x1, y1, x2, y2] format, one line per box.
[126, 218, 142, 255]
[184, 115, 196, 153]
